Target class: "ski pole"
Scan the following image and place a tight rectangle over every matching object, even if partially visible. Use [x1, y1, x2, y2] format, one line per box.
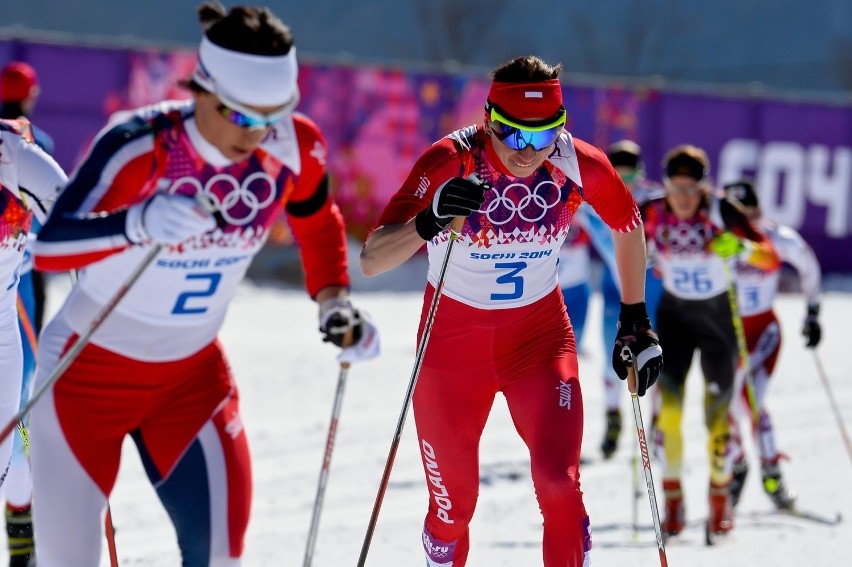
[627, 367, 668, 567]
[721, 259, 773, 462]
[810, 350, 852, 469]
[12, 294, 37, 461]
[105, 506, 119, 567]
[722, 261, 761, 427]
[18, 283, 120, 566]
[76, 267, 121, 566]
[14, 415, 119, 567]
[631, 427, 641, 541]
[303, 358, 353, 567]
[357, 216, 465, 566]
[0, 244, 163, 446]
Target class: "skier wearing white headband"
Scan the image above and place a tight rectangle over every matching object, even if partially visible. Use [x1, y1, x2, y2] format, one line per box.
[29, 2, 378, 565]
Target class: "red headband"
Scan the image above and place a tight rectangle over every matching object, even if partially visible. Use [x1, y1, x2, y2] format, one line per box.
[487, 79, 563, 121]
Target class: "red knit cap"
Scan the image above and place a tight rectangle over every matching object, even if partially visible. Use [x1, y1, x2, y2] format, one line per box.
[487, 79, 563, 121]
[1, 62, 39, 103]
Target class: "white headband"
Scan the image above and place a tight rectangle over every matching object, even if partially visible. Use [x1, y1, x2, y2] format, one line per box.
[192, 36, 298, 107]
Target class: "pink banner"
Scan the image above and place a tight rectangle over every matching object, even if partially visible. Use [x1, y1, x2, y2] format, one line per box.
[4, 38, 852, 271]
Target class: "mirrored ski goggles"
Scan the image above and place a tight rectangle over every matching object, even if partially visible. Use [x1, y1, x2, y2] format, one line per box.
[217, 89, 300, 130]
[488, 106, 566, 151]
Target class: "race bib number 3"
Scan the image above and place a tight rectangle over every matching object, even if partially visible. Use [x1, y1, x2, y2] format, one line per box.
[491, 261, 527, 301]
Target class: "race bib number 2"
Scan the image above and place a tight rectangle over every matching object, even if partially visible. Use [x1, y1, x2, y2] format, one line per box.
[172, 272, 222, 314]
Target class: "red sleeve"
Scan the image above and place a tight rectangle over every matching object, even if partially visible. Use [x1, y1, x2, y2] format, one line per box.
[373, 137, 473, 229]
[284, 114, 350, 297]
[574, 138, 641, 232]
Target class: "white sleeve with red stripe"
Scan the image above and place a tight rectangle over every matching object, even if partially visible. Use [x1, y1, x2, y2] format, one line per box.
[769, 221, 822, 307]
[14, 133, 67, 223]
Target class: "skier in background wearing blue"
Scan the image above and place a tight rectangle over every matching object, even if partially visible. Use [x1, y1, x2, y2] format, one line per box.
[557, 205, 619, 359]
[595, 140, 665, 459]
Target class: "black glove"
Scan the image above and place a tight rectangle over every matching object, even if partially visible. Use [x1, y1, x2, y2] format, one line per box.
[414, 176, 487, 240]
[611, 302, 663, 397]
[802, 304, 821, 348]
[318, 297, 363, 348]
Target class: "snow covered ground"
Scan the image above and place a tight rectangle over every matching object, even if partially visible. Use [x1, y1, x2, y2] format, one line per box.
[24, 267, 852, 565]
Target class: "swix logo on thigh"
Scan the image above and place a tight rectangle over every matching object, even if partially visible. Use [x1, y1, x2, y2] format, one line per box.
[421, 439, 455, 524]
[557, 380, 573, 410]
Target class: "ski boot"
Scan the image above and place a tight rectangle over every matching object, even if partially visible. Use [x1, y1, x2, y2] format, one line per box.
[761, 457, 796, 510]
[728, 459, 749, 509]
[6, 504, 35, 567]
[662, 479, 685, 537]
[599, 409, 622, 460]
[423, 528, 456, 567]
[707, 481, 734, 539]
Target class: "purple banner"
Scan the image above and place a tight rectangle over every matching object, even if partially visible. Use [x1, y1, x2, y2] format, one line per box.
[3, 38, 852, 272]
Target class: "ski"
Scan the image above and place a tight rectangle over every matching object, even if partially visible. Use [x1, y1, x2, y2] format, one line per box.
[776, 507, 843, 526]
[658, 519, 708, 547]
[660, 532, 699, 547]
[742, 507, 843, 526]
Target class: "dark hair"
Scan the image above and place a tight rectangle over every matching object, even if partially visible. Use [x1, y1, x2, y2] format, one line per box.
[663, 144, 709, 181]
[492, 56, 562, 82]
[0, 102, 25, 120]
[608, 139, 642, 170]
[198, 1, 294, 56]
[184, 2, 295, 93]
[724, 178, 759, 208]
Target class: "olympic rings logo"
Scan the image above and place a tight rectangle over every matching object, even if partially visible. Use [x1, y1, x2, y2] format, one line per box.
[478, 180, 562, 225]
[657, 222, 710, 252]
[168, 172, 277, 226]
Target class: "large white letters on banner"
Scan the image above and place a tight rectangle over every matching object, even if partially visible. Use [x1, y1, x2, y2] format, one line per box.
[808, 145, 851, 238]
[758, 142, 806, 228]
[718, 139, 852, 238]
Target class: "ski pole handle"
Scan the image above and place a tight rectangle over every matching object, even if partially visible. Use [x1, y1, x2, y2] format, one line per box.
[340, 327, 355, 371]
[627, 365, 639, 396]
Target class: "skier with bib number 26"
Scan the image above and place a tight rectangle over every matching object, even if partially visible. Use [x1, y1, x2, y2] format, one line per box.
[361, 55, 662, 567]
[643, 145, 779, 541]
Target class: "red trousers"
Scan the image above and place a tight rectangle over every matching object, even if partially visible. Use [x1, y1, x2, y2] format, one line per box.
[413, 286, 591, 566]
